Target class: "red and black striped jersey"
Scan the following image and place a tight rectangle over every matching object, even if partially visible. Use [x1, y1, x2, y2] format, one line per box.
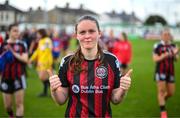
[58, 51, 121, 117]
[0, 40, 27, 79]
[153, 41, 176, 75]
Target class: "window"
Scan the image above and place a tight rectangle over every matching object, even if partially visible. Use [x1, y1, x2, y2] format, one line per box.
[0, 12, 3, 21]
[6, 13, 8, 20]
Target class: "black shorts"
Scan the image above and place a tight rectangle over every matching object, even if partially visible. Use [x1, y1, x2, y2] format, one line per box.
[155, 73, 175, 83]
[0, 75, 27, 94]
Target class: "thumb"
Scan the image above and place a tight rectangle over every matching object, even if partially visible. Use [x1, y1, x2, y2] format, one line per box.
[47, 69, 54, 77]
[124, 69, 133, 77]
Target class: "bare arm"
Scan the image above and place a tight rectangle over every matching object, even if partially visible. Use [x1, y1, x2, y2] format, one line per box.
[111, 69, 132, 104]
[153, 53, 169, 62]
[153, 46, 179, 62]
[51, 85, 69, 105]
[12, 52, 28, 63]
[8, 45, 28, 63]
[111, 87, 127, 104]
[48, 71, 69, 105]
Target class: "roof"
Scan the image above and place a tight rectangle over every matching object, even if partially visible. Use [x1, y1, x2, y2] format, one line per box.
[0, 3, 24, 13]
[105, 11, 141, 23]
[53, 7, 98, 16]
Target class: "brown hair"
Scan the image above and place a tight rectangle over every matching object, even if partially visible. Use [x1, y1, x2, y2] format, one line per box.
[122, 32, 128, 41]
[8, 23, 18, 31]
[69, 15, 104, 74]
[37, 29, 48, 38]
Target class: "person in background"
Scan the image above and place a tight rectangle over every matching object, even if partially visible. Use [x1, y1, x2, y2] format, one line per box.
[52, 30, 62, 70]
[0, 23, 28, 118]
[112, 32, 132, 75]
[106, 29, 116, 53]
[29, 29, 53, 97]
[0, 33, 3, 46]
[153, 29, 179, 118]
[48, 15, 132, 117]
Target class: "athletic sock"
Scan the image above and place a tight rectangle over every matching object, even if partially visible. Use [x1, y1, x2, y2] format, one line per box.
[7, 109, 14, 117]
[160, 105, 166, 112]
[43, 79, 49, 95]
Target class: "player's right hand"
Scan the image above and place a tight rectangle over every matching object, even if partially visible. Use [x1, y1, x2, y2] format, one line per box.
[48, 69, 62, 92]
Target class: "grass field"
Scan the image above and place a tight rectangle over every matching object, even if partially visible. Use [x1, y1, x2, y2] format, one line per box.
[0, 39, 180, 117]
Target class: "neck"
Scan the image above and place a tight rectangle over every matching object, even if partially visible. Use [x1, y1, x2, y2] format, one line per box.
[8, 37, 16, 43]
[162, 40, 170, 45]
[81, 47, 98, 60]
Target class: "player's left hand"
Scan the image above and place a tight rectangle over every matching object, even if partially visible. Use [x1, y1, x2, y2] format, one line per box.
[119, 69, 132, 91]
[173, 47, 179, 55]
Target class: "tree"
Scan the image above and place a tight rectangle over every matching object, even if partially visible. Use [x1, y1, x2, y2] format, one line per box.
[144, 15, 168, 26]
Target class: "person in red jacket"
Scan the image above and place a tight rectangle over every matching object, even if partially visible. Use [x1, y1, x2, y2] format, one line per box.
[112, 32, 132, 75]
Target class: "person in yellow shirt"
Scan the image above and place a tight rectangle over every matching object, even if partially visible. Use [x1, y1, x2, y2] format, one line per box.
[29, 29, 53, 97]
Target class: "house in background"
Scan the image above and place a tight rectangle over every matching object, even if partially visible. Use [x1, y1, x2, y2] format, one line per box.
[48, 3, 98, 26]
[0, 0, 25, 31]
[23, 2, 98, 30]
[100, 10, 142, 26]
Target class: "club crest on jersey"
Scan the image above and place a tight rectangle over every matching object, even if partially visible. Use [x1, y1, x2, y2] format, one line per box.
[72, 84, 80, 93]
[14, 45, 19, 51]
[96, 66, 108, 79]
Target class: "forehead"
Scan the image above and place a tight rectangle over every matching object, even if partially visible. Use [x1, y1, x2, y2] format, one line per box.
[77, 20, 97, 30]
[10, 26, 18, 31]
[162, 31, 170, 36]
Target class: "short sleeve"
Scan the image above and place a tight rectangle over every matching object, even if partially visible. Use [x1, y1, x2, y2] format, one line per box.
[153, 43, 159, 55]
[22, 41, 28, 53]
[114, 58, 122, 89]
[58, 56, 69, 87]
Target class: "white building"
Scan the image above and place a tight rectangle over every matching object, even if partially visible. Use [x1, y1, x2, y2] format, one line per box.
[0, 0, 25, 31]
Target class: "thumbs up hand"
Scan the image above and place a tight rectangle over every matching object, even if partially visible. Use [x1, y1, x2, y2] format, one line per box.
[47, 69, 62, 92]
[119, 69, 132, 91]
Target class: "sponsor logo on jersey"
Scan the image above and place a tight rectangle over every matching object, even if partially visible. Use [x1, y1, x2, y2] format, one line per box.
[14, 45, 19, 51]
[72, 84, 80, 93]
[96, 66, 108, 79]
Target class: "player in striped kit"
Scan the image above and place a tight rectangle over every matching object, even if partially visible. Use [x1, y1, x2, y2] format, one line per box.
[0, 23, 28, 118]
[48, 15, 132, 117]
[153, 29, 179, 118]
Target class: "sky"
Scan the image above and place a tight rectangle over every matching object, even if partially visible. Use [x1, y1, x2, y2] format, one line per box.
[0, 0, 180, 25]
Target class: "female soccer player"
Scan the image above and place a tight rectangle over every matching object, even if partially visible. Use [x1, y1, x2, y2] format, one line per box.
[48, 15, 132, 117]
[0, 23, 28, 118]
[153, 29, 179, 118]
[29, 29, 53, 97]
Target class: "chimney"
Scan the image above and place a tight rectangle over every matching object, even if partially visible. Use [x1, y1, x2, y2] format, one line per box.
[65, 2, 69, 9]
[37, 6, 41, 11]
[79, 4, 83, 9]
[131, 11, 135, 17]
[55, 5, 58, 9]
[112, 10, 116, 15]
[29, 7, 33, 12]
[122, 11, 126, 15]
[5, 0, 9, 5]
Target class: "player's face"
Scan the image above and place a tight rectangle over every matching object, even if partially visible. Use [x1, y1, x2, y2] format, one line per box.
[76, 20, 101, 50]
[162, 31, 171, 42]
[9, 26, 19, 40]
[37, 32, 42, 39]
